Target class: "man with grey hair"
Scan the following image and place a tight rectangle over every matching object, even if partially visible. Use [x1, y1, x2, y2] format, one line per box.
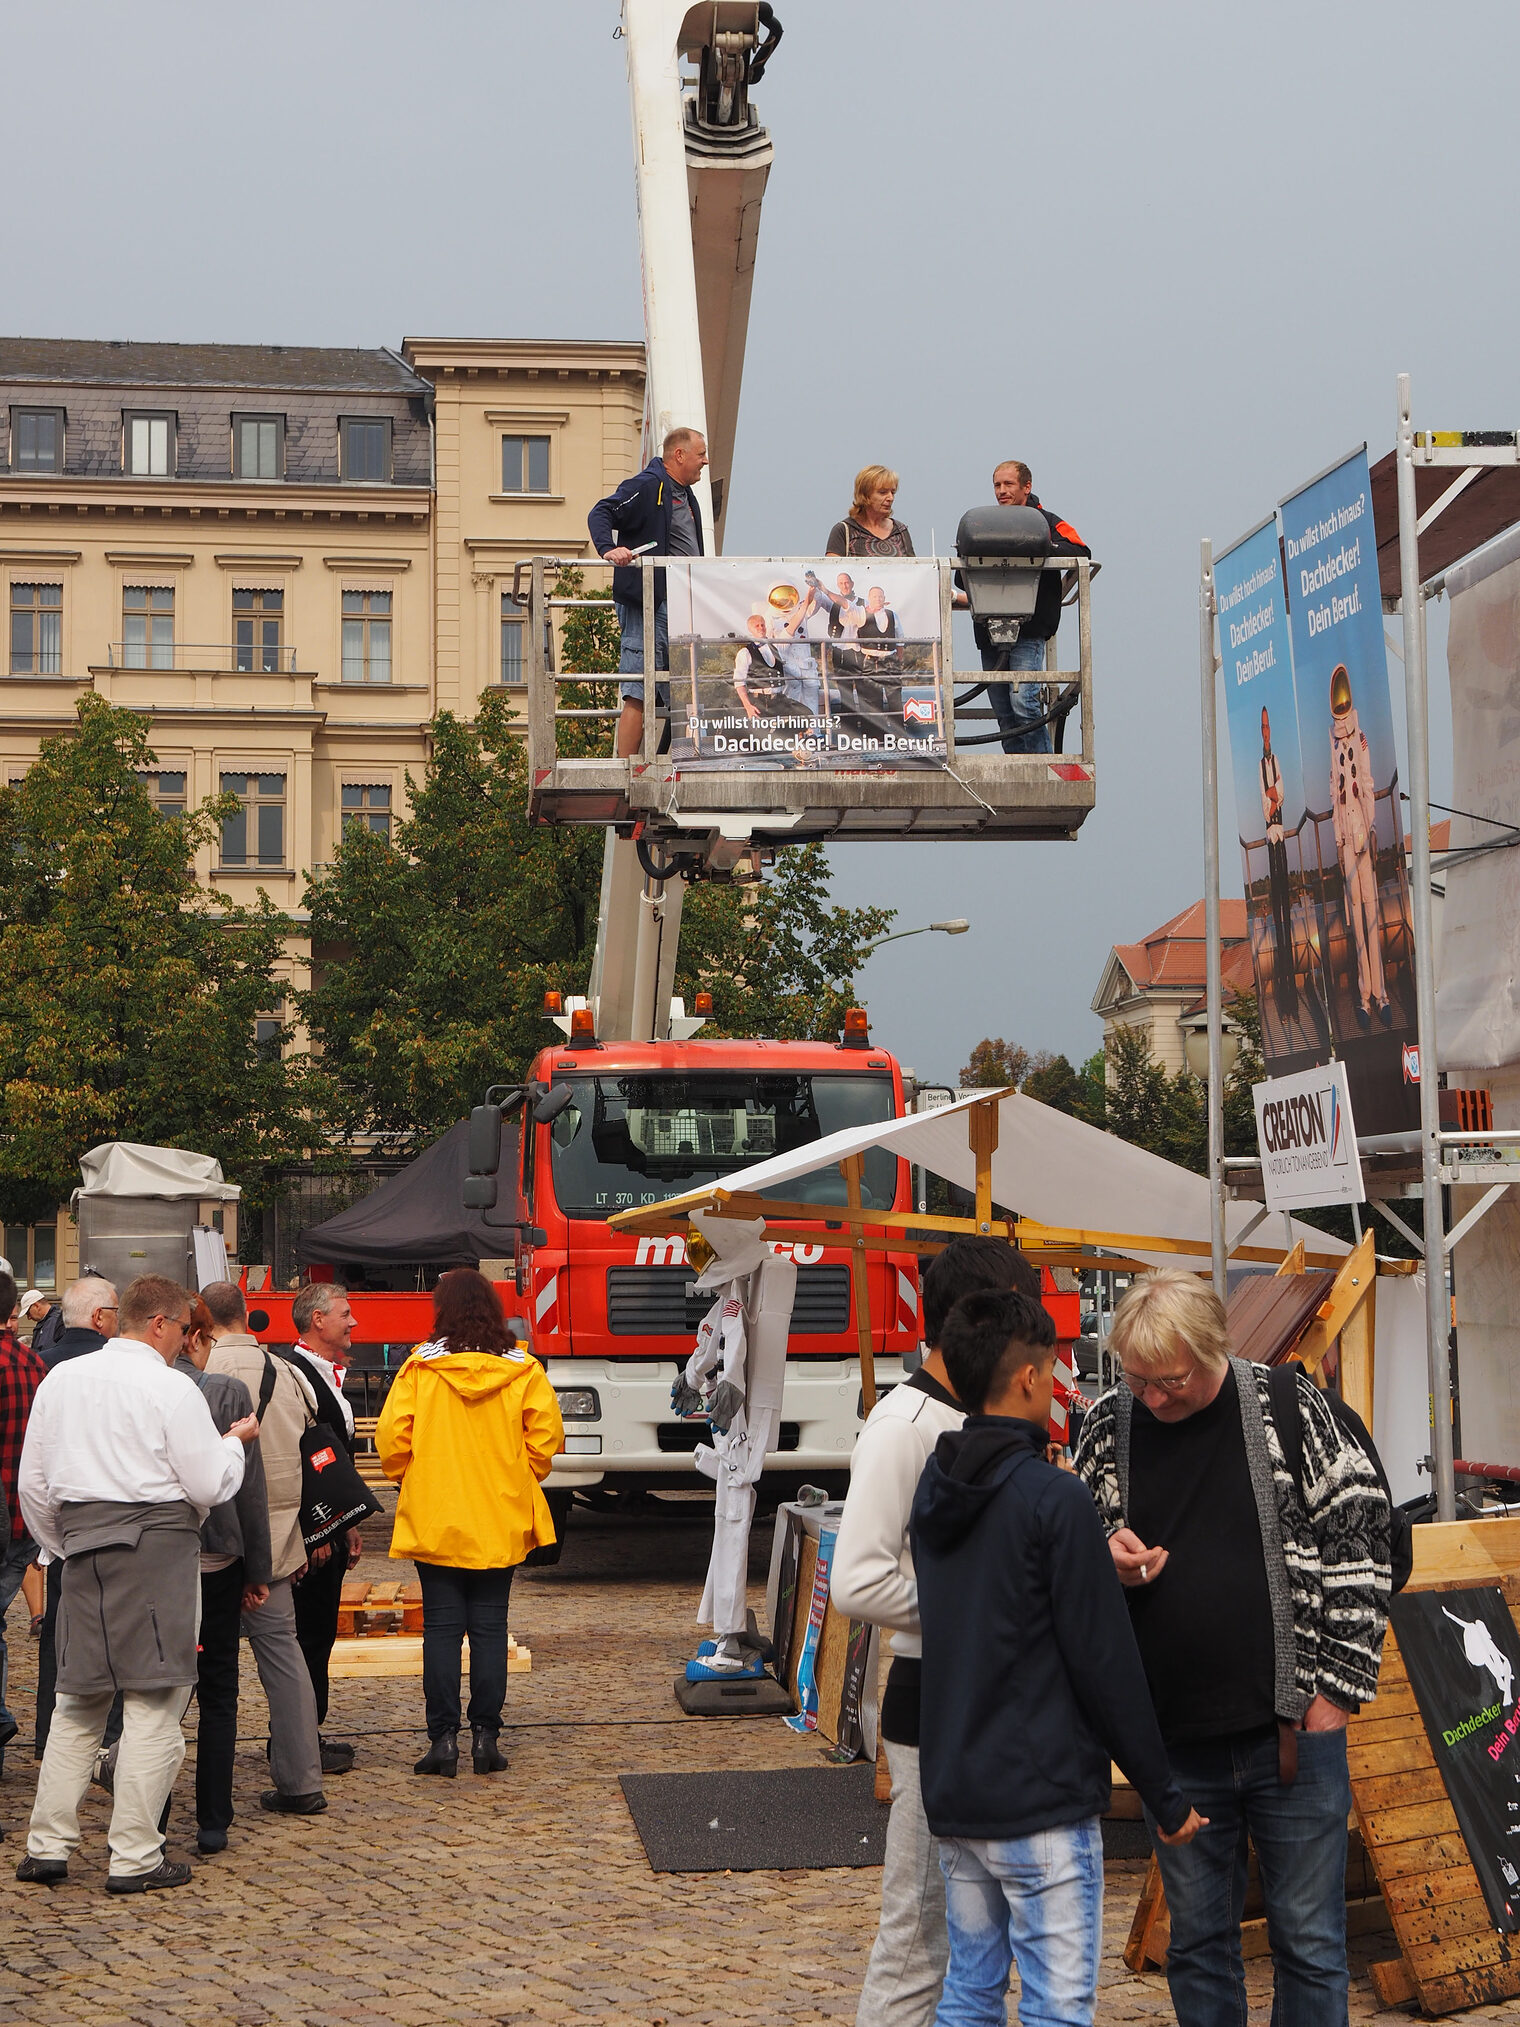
[288, 1282, 362, 1773]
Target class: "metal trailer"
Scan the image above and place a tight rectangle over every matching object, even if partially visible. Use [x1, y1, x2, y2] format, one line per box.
[1200, 376, 1520, 1521]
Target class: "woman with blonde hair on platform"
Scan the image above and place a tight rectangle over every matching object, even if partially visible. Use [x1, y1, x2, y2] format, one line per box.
[826, 465, 916, 559]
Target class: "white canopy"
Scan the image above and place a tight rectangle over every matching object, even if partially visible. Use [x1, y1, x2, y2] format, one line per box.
[623, 1088, 1345, 1267]
[75, 1142, 241, 1204]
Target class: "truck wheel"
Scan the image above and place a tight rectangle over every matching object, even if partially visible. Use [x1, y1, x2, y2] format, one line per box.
[525, 1489, 574, 1568]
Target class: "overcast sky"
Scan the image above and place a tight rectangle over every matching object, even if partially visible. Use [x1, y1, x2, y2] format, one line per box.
[9, 0, 1516, 1085]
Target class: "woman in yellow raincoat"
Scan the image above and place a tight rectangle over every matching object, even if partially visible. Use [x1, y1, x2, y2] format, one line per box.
[377, 1269, 563, 1776]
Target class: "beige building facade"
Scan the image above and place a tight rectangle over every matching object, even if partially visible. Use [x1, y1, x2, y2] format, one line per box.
[0, 334, 647, 1290]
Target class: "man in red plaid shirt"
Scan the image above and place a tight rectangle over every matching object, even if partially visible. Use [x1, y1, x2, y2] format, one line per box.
[0, 1267, 47, 1754]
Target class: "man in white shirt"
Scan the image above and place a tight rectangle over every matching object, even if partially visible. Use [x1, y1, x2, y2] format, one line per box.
[831, 1237, 1042, 2026]
[288, 1281, 364, 1773]
[17, 1274, 258, 1892]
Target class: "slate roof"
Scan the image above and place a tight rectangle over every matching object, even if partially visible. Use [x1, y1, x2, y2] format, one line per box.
[0, 338, 429, 397]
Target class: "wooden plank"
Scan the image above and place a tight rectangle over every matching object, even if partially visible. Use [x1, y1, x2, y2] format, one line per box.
[1383, 1869, 1493, 1916]
[1408, 1517, 1520, 1588]
[1122, 1855, 1169, 1972]
[1403, 1929, 1520, 1980]
[968, 1097, 999, 1231]
[1359, 1799, 1464, 1847]
[1295, 1230, 1376, 1378]
[1417, 1966, 1520, 2015]
[1394, 1895, 1504, 1949]
[1365, 1831, 1483, 1882]
[1347, 1711, 1431, 1749]
[1351, 1765, 1449, 1815]
[1275, 1240, 1306, 1277]
[1369, 1958, 1417, 2005]
[1339, 1251, 1376, 1426]
[841, 1154, 875, 1414]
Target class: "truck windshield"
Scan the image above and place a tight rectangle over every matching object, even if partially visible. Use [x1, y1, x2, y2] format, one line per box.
[546, 1072, 898, 1219]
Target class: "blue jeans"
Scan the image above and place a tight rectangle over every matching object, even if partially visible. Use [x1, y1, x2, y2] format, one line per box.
[983, 637, 1052, 755]
[417, 1562, 515, 1740]
[0, 1530, 38, 1730]
[1143, 1726, 1351, 2027]
[935, 1816, 1103, 2026]
[616, 596, 670, 707]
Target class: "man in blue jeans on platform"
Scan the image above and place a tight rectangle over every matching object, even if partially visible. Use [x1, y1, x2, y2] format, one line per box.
[587, 427, 708, 756]
[1074, 1269, 1391, 2027]
[978, 461, 1090, 755]
[912, 1290, 1203, 2025]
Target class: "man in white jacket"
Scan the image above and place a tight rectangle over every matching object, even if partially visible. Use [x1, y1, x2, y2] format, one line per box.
[831, 1236, 1042, 2026]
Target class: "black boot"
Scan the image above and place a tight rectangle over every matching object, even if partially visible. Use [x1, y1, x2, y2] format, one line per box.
[413, 1731, 458, 1777]
[471, 1724, 507, 1775]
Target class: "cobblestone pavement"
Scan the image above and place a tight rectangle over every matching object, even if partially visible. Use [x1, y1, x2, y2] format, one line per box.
[0, 1493, 1504, 2024]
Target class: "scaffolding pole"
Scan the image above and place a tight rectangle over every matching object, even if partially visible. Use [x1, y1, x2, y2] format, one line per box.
[1395, 372, 1456, 1522]
[1200, 538, 1227, 1298]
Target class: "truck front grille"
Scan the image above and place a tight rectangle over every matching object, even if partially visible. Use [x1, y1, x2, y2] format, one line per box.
[605, 1264, 851, 1337]
[657, 1421, 801, 1453]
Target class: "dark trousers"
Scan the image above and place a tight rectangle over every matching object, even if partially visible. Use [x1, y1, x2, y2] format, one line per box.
[1143, 1725, 1352, 2027]
[293, 1544, 346, 1729]
[1267, 837, 1298, 1010]
[195, 1562, 245, 1833]
[417, 1563, 514, 1740]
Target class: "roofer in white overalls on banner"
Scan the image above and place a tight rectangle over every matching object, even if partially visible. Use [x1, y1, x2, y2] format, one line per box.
[1328, 663, 1390, 1029]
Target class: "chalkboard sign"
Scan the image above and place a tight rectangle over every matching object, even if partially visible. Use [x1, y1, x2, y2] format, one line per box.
[1390, 1585, 1520, 1932]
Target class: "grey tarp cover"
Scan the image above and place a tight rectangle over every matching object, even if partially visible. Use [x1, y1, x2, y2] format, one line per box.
[294, 1119, 520, 1269]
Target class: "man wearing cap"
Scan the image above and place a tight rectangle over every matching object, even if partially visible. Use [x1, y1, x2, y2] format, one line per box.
[16, 1290, 60, 1357]
[588, 427, 708, 757]
[1328, 664, 1391, 1028]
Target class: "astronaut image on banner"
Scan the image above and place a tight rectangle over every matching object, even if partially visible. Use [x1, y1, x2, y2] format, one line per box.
[1328, 661, 1390, 1029]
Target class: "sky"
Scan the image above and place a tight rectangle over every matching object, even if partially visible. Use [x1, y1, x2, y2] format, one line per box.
[7, 0, 1517, 1086]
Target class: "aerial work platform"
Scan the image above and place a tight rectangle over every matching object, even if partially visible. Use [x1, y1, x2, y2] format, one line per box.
[522, 550, 1097, 870]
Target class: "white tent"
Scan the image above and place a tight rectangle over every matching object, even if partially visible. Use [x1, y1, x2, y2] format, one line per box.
[616, 1087, 1346, 1268]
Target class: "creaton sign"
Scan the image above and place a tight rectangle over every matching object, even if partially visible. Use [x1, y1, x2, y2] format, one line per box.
[1252, 1059, 1365, 1212]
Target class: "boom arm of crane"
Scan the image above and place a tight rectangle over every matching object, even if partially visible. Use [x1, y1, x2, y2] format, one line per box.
[595, 2, 783, 1044]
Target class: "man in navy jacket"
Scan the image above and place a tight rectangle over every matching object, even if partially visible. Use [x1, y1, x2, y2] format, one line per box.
[587, 428, 708, 755]
[911, 1290, 1201, 2025]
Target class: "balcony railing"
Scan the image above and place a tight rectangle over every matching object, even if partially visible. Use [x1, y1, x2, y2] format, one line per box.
[106, 642, 300, 673]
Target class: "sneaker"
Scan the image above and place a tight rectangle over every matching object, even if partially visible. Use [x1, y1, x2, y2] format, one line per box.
[196, 1829, 228, 1854]
[15, 1854, 67, 1884]
[106, 1859, 191, 1894]
[92, 1741, 118, 1795]
[0, 1715, 19, 1752]
[259, 1789, 328, 1815]
[318, 1736, 354, 1775]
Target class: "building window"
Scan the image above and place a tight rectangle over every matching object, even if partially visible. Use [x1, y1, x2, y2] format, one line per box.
[255, 1006, 285, 1062]
[502, 435, 550, 494]
[122, 585, 174, 669]
[233, 588, 284, 671]
[12, 408, 63, 474]
[341, 782, 392, 842]
[10, 582, 62, 675]
[501, 593, 525, 683]
[340, 417, 390, 483]
[220, 772, 285, 868]
[3, 1222, 56, 1292]
[341, 590, 391, 683]
[125, 412, 174, 476]
[234, 415, 283, 480]
[138, 770, 187, 816]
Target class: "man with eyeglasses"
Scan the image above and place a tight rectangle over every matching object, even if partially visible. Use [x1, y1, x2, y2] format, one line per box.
[1072, 1268, 1390, 2027]
[17, 1274, 259, 1893]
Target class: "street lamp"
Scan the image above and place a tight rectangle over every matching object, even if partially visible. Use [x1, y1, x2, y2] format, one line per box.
[862, 918, 970, 955]
[1184, 1024, 1241, 1084]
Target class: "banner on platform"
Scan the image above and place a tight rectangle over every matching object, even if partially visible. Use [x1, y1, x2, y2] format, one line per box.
[662, 558, 945, 771]
[1215, 518, 1334, 1078]
[1280, 448, 1419, 1140]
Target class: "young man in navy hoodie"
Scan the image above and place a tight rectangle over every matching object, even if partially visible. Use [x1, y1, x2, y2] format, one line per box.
[911, 1290, 1202, 2026]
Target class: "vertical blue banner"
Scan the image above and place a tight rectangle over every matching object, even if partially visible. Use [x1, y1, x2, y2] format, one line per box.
[1215, 519, 1333, 1074]
[1280, 448, 1419, 1139]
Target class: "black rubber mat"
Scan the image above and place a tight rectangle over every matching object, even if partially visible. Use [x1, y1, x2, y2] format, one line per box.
[619, 1764, 886, 1872]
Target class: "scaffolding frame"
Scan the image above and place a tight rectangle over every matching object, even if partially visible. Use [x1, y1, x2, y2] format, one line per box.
[1202, 376, 1520, 1521]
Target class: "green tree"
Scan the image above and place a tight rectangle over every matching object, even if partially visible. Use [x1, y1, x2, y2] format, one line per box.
[959, 1037, 1031, 1089]
[0, 695, 307, 1223]
[1023, 1051, 1103, 1123]
[1102, 1023, 1207, 1173]
[301, 695, 895, 1143]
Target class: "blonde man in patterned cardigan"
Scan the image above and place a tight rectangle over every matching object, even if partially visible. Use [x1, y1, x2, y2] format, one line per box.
[1072, 1268, 1390, 2027]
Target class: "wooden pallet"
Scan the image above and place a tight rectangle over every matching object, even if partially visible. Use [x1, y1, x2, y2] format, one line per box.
[1354, 1571, 1520, 2015]
[330, 1632, 533, 1679]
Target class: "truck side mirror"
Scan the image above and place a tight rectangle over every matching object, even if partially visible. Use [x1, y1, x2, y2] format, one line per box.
[533, 1084, 575, 1125]
[468, 1103, 503, 1175]
[463, 1174, 498, 1210]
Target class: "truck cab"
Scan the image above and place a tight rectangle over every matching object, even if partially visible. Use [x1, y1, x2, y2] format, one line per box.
[513, 1032, 923, 1500]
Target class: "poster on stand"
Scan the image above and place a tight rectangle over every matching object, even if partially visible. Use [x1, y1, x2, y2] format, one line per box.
[1280, 449, 1420, 1141]
[1252, 1061, 1365, 1213]
[662, 558, 945, 771]
[1390, 1586, 1520, 1933]
[1215, 518, 1334, 1074]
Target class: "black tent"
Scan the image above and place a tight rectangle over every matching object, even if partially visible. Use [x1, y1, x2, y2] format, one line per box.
[294, 1120, 521, 1275]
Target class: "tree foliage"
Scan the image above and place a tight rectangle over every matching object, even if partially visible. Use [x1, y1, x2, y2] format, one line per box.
[959, 1037, 1031, 1089]
[301, 690, 894, 1144]
[0, 695, 306, 1223]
